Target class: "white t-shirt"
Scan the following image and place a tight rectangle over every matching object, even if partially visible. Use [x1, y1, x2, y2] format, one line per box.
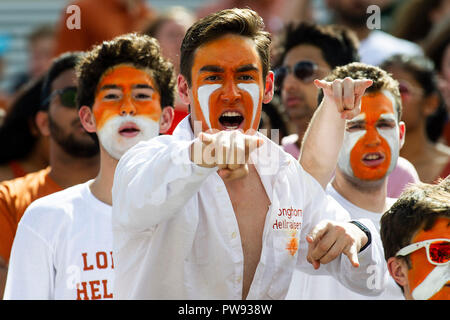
[359, 30, 423, 66]
[111, 116, 387, 300]
[4, 181, 114, 300]
[286, 184, 404, 300]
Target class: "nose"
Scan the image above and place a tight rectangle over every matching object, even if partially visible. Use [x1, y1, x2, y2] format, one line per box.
[119, 97, 136, 116]
[364, 126, 382, 147]
[221, 78, 240, 104]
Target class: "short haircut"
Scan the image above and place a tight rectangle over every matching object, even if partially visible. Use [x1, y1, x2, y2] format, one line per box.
[180, 8, 271, 87]
[40, 51, 84, 110]
[76, 33, 176, 110]
[318, 62, 402, 121]
[380, 177, 450, 264]
[273, 22, 360, 69]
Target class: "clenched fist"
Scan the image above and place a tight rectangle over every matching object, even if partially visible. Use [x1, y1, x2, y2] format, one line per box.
[190, 130, 264, 181]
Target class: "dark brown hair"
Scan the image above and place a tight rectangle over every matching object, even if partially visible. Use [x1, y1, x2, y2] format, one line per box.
[180, 8, 271, 86]
[273, 22, 360, 69]
[76, 33, 176, 110]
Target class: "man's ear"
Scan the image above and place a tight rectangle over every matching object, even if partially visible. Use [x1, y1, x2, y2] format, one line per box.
[159, 106, 175, 134]
[398, 121, 406, 149]
[35, 111, 50, 137]
[78, 106, 97, 133]
[387, 257, 409, 289]
[423, 93, 439, 116]
[177, 74, 191, 106]
[262, 71, 274, 104]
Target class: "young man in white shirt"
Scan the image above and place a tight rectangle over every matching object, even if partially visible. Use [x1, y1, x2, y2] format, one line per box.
[287, 62, 406, 299]
[380, 177, 450, 300]
[3, 33, 174, 299]
[111, 8, 389, 300]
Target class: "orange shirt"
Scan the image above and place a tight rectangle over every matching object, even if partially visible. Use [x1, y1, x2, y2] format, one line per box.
[0, 167, 62, 262]
[54, 0, 156, 56]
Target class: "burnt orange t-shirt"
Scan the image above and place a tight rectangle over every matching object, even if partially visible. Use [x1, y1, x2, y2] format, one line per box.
[0, 167, 62, 262]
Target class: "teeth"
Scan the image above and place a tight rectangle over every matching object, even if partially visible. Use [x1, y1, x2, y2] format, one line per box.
[224, 125, 238, 130]
[222, 111, 241, 117]
[365, 154, 381, 160]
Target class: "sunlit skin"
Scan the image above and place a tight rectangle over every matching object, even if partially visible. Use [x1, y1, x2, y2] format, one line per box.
[93, 64, 162, 130]
[190, 35, 265, 132]
[90, 64, 164, 160]
[407, 217, 450, 300]
[342, 92, 399, 181]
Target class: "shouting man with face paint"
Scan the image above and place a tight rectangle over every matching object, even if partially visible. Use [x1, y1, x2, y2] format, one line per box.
[3, 34, 175, 299]
[287, 63, 406, 300]
[381, 177, 449, 300]
[111, 8, 388, 300]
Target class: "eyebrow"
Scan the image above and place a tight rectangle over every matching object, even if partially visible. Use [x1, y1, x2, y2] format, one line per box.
[199, 65, 224, 73]
[99, 84, 154, 90]
[236, 64, 259, 73]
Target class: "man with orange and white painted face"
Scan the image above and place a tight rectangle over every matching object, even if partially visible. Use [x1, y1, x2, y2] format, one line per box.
[3, 34, 174, 299]
[111, 9, 389, 300]
[381, 178, 449, 300]
[287, 62, 406, 300]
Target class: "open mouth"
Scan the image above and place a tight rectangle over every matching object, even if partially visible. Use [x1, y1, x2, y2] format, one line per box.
[361, 152, 385, 167]
[219, 111, 244, 130]
[118, 122, 140, 138]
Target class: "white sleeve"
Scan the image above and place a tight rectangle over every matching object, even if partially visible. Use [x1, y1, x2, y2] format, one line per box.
[296, 168, 387, 296]
[112, 136, 216, 232]
[4, 220, 54, 299]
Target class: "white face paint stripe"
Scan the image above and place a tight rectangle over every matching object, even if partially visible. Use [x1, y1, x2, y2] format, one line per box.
[237, 83, 260, 128]
[412, 264, 450, 300]
[97, 114, 160, 160]
[198, 84, 222, 129]
[377, 112, 399, 174]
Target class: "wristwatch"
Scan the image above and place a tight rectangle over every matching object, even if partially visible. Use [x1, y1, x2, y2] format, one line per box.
[349, 220, 372, 252]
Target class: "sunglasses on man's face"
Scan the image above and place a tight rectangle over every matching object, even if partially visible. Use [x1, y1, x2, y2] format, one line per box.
[396, 238, 450, 266]
[43, 86, 77, 108]
[274, 60, 323, 90]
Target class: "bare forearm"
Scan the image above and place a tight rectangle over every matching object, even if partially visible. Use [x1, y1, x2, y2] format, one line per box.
[300, 98, 346, 188]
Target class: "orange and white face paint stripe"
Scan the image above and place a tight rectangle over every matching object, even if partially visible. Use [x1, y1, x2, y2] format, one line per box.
[92, 64, 162, 159]
[190, 34, 264, 132]
[337, 90, 399, 181]
[408, 217, 450, 300]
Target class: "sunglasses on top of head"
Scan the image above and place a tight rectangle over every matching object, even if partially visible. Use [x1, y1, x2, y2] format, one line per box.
[274, 60, 326, 90]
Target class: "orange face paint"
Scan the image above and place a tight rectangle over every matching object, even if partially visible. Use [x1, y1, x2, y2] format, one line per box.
[190, 34, 264, 132]
[338, 91, 399, 181]
[93, 64, 162, 130]
[92, 64, 163, 160]
[408, 217, 450, 300]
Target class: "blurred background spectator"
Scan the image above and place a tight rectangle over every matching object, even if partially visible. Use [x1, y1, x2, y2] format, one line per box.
[9, 24, 55, 93]
[423, 18, 450, 146]
[53, 0, 157, 56]
[381, 54, 450, 183]
[0, 76, 49, 182]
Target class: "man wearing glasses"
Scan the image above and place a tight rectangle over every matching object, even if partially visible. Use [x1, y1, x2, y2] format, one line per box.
[381, 177, 449, 300]
[273, 22, 360, 159]
[3, 34, 175, 299]
[0, 52, 100, 298]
